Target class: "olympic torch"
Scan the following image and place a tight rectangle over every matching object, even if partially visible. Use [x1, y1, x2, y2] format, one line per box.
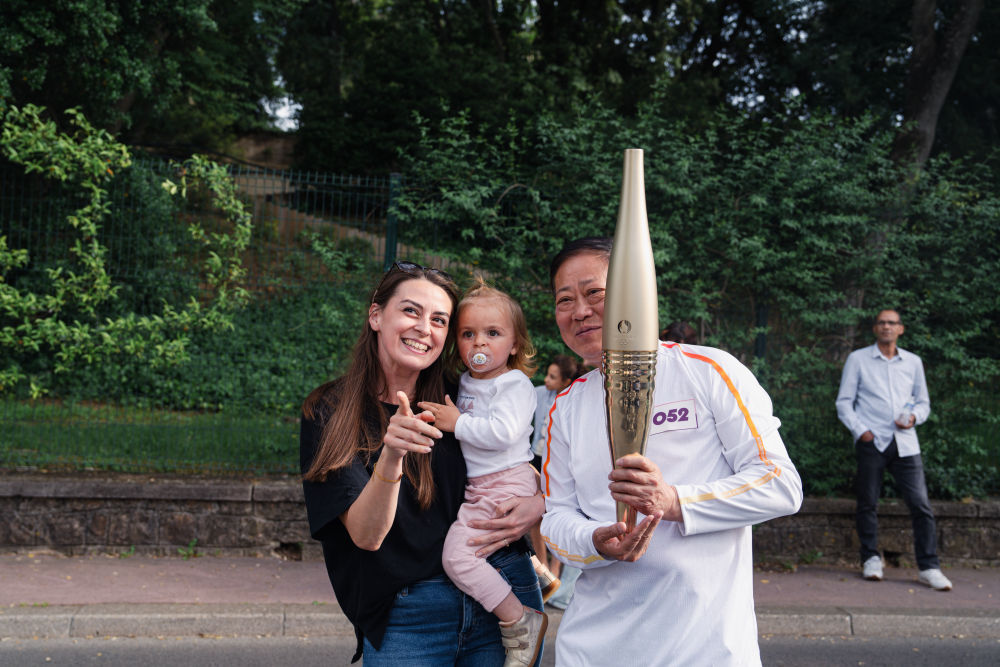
[602, 148, 659, 532]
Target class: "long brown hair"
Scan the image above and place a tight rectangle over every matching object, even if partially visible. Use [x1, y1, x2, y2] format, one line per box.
[302, 265, 460, 510]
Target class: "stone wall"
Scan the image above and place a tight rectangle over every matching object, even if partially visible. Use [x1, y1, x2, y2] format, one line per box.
[754, 496, 999, 567]
[0, 474, 320, 561]
[1, 474, 997, 566]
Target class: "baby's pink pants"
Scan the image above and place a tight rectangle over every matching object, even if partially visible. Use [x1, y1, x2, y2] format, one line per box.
[442, 462, 539, 613]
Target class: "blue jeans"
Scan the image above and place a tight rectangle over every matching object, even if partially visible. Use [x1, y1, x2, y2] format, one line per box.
[363, 548, 544, 666]
[855, 437, 940, 570]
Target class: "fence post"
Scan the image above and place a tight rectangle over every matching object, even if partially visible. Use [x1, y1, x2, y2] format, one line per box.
[384, 173, 401, 270]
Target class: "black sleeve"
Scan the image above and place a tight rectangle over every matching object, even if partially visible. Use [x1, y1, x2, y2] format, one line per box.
[300, 409, 369, 542]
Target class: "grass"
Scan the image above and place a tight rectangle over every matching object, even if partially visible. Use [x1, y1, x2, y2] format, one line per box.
[1, 399, 299, 474]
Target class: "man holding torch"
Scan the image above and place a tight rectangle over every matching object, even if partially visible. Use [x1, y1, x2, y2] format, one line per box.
[534, 150, 802, 667]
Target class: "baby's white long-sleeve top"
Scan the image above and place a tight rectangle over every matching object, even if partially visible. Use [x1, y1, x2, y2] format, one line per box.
[454, 369, 536, 478]
[540, 342, 803, 666]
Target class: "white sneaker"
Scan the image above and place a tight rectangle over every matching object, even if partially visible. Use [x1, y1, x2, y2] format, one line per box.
[918, 568, 953, 591]
[862, 556, 883, 581]
[500, 606, 548, 667]
[530, 555, 561, 603]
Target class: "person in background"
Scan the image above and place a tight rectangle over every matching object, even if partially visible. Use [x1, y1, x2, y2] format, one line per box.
[419, 279, 555, 667]
[528, 354, 582, 609]
[300, 262, 545, 665]
[530, 355, 580, 473]
[539, 237, 802, 666]
[835, 308, 952, 591]
[660, 320, 698, 344]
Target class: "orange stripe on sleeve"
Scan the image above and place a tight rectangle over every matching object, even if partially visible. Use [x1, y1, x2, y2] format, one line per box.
[661, 342, 783, 505]
[542, 377, 588, 497]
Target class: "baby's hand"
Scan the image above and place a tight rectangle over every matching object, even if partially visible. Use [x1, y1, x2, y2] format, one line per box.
[416, 395, 461, 433]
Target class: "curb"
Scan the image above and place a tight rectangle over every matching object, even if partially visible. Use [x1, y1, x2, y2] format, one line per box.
[2, 604, 998, 641]
[756, 606, 1000, 638]
[0, 604, 353, 640]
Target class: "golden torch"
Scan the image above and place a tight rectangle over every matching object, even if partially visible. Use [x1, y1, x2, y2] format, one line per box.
[602, 148, 659, 532]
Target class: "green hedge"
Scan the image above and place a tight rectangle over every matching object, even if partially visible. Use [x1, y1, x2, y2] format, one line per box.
[393, 104, 1000, 499]
[2, 104, 997, 494]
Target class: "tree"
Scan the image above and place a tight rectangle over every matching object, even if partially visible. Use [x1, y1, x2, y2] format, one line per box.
[531, 0, 676, 115]
[273, 1, 995, 173]
[932, 3, 1000, 162]
[647, 1, 992, 170]
[279, 0, 540, 171]
[891, 0, 985, 167]
[0, 0, 303, 150]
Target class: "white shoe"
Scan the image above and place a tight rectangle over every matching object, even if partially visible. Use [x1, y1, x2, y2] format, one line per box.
[500, 606, 548, 667]
[918, 568, 952, 591]
[862, 556, 883, 581]
[530, 555, 561, 603]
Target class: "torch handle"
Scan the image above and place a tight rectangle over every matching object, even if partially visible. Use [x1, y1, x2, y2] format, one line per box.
[623, 505, 637, 533]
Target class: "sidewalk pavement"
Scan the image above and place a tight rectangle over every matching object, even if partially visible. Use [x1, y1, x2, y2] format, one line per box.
[1, 551, 997, 641]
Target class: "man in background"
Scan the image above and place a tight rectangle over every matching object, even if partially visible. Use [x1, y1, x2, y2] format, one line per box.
[836, 309, 952, 591]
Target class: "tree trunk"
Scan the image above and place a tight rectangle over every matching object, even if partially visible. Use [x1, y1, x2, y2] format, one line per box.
[479, 0, 506, 62]
[891, 0, 984, 167]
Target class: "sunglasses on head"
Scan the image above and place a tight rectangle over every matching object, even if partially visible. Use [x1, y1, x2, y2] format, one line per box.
[391, 261, 453, 283]
[372, 261, 454, 303]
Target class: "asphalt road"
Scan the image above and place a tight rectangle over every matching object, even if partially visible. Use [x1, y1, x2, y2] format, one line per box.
[759, 635, 1000, 666]
[2, 636, 999, 666]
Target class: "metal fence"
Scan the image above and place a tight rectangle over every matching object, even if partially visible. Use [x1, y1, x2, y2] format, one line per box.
[0, 157, 438, 474]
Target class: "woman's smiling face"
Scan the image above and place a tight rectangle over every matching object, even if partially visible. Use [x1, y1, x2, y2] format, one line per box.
[553, 252, 608, 367]
[369, 277, 453, 380]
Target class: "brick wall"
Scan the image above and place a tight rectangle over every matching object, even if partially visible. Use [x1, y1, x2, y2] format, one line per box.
[1, 474, 997, 566]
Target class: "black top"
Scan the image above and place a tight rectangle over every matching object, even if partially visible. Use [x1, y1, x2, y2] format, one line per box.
[300, 385, 468, 661]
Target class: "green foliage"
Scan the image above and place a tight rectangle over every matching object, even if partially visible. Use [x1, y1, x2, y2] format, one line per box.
[177, 538, 199, 560]
[0, 0, 303, 148]
[2, 95, 995, 498]
[2, 233, 379, 475]
[102, 158, 201, 314]
[0, 104, 253, 397]
[0, 1, 211, 130]
[66, 276, 374, 413]
[2, 1, 994, 176]
[396, 103, 999, 499]
[274, 1, 997, 179]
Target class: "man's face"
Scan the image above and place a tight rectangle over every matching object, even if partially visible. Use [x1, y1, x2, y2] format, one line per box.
[553, 252, 608, 367]
[873, 310, 904, 345]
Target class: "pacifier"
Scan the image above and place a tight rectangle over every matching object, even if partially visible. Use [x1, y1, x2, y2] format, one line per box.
[468, 350, 492, 369]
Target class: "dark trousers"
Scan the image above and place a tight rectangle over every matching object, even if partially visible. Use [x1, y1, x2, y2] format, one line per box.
[855, 437, 940, 570]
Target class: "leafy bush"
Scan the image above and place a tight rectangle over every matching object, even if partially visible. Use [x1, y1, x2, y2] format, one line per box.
[1, 105, 252, 397]
[3, 103, 996, 496]
[57, 237, 379, 414]
[396, 103, 999, 499]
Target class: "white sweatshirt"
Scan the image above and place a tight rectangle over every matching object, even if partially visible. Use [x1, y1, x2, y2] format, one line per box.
[540, 342, 803, 666]
[454, 369, 535, 478]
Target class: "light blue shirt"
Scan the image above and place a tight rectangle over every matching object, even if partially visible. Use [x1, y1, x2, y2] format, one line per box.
[531, 385, 557, 457]
[836, 343, 930, 456]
